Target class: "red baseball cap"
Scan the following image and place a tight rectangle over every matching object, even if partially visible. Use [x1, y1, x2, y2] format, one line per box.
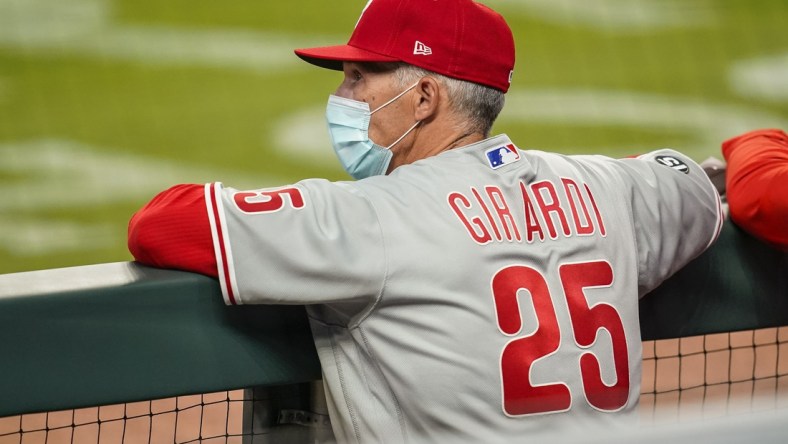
[294, 0, 516, 93]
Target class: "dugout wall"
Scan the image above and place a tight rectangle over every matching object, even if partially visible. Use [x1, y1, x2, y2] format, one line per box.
[0, 220, 786, 441]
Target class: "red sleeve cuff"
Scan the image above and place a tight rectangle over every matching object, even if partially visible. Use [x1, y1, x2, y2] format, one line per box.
[722, 129, 788, 160]
[722, 129, 788, 250]
[128, 184, 219, 278]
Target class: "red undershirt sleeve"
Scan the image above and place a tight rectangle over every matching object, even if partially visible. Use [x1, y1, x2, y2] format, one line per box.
[722, 129, 788, 250]
[128, 183, 219, 278]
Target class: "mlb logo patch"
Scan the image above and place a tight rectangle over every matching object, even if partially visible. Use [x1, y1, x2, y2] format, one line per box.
[485, 144, 521, 169]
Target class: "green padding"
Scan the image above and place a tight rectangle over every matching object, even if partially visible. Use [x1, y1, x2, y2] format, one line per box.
[0, 221, 786, 417]
[641, 222, 788, 339]
[0, 262, 321, 418]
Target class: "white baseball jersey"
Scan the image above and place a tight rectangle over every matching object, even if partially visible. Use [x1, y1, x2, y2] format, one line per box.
[205, 134, 723, 443]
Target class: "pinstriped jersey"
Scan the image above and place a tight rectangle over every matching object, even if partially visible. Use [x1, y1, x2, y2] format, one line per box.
[205, 134, 723, 443]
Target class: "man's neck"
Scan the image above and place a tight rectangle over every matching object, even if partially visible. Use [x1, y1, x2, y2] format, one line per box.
[387, 128, 486, 173]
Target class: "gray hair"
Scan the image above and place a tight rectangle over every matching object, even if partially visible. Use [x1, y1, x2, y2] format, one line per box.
[391, 64, 506, 137]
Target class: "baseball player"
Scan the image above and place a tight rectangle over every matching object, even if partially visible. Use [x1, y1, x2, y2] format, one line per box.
[128, 0, 723, 442]
[723, 129, 788, 250]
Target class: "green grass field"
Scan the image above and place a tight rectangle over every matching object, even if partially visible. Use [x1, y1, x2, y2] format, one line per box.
[1, 0, 787, 274]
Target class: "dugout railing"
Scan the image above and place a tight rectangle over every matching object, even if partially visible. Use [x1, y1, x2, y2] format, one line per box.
[0, 220, 786, 442]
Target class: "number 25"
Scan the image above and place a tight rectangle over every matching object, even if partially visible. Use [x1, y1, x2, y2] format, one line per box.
[492, 261, 630, 416]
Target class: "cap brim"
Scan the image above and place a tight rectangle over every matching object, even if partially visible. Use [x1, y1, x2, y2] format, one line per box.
[294, 45, 400, 71]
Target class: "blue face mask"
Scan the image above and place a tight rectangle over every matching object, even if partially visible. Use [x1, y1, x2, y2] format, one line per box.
[325, 83, 420, 180]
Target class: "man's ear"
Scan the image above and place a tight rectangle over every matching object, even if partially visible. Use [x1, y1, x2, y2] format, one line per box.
[412, 77, 441, 122]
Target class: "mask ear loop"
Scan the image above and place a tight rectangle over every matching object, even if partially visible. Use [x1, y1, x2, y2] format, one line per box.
[385, 120, 421, 149]
[370, 81, 420, 114]
[369, 81, 422, 150]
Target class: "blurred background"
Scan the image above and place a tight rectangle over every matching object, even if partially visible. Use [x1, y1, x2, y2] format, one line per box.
[0, 0, 786, 274]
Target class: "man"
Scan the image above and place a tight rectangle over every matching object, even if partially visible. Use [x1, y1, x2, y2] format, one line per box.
[723, 129, 788, 250]
[128, 0, 723, 442]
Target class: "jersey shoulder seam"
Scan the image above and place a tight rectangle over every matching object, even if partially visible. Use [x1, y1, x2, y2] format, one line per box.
[608, 159, 644, 287]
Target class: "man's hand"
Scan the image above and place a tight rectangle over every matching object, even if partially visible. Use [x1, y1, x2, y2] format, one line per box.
[700, 156, 726, 196]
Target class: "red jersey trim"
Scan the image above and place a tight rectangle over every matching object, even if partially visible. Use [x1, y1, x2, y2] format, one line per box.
[205, 182, 240, 306]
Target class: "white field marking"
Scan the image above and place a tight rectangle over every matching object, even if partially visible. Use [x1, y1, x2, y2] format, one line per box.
[0, 0, 332, 73]
[273, 89, 788, 163]
[0, 139, 279, 211]
[272, 106, 336, 160]
[729, 52, 788, 104]
[500, 89, 788, 156]
[0, 139, 279, 255]
[0, 216, 117, 256]
[484, 0, 715, 32]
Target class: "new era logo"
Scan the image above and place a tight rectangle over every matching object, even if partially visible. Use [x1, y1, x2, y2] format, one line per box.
[413, 41, 432, 56]
[485, 144, 521, 169]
